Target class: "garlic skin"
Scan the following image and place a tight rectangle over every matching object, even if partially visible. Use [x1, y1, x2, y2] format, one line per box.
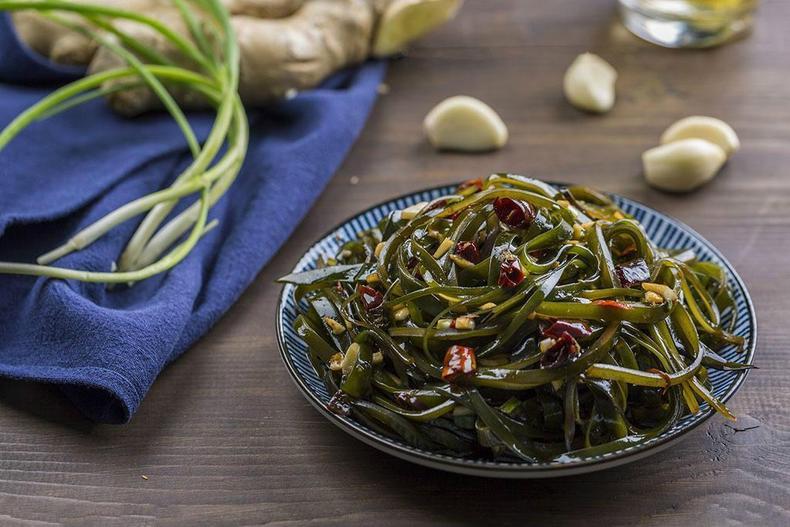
[643, 139, 727, 193]
[423, 95, 508, 152]
[563, 53, 617, 113]
[660, 116, 740, 157]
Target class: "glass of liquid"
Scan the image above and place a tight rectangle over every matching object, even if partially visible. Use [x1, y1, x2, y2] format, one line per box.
[618, 0, 759, 48]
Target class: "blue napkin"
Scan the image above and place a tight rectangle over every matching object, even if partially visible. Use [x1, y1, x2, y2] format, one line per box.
[0, 15, 386, 423]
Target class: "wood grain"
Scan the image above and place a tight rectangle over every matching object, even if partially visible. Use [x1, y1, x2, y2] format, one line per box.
[2, 0, 789, 525]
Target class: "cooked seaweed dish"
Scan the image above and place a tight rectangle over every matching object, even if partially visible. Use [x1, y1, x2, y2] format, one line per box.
[278, 175, 748, 462]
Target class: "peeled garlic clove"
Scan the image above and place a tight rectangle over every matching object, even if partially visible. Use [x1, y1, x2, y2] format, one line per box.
[660, 116, 740, 157]
[373, 0, 463, 57]
[563, 53, 617, 113]
[643, 139, 727, 193]
[423, 95, 508, 152]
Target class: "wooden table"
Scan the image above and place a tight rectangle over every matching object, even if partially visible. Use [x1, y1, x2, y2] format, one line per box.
[2, 0, 789, 524]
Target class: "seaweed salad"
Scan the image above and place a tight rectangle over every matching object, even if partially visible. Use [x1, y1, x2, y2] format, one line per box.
[278, 175, 748, 462]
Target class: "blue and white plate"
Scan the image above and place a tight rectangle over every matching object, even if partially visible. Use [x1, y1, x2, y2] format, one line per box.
[276, 184, 756, 478]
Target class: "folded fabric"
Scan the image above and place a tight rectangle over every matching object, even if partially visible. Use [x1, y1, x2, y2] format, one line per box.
[0, 15, 386, 423]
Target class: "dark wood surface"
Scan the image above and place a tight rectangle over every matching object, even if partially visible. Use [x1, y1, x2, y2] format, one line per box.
[2, 0, 789, 525]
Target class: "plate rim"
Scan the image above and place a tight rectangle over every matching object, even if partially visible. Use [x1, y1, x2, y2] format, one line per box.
[275, 182, 757, 478]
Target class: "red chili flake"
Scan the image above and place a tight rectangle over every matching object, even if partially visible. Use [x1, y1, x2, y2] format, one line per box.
[540, 332, 581, 369]
[455, 241, 480, 263]
[493, 197, 535, 229]
[441, 345, 477, 383]
[394, 391, 427, 410]
[614, 258, 650, 288]
[327, 391, 352, 416]
[615, 242, 638, 259]
[406, 256, 424, 281]
[542, 320, 592, 340]
[357, 284, 384, 310]
[611, 235, 638, 259]
[498, 257, 525, 288]
[647, 368, 672, 395]
[593, 299, 631, 310]
[425, 199, 448, 212]
[457, 178, 484, 194]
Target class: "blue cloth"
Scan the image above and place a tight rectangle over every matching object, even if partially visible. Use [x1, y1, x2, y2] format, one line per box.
[0, 15, 386, 423]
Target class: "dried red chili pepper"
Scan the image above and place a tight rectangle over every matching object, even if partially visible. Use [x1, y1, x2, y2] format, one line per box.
[357, 284, 384, 310]
[593, 299, 631, 310]
[441, 345, 477, 382]
[493, 197, 535, 229]
[327, 391, 352, 416]
[498, 257, 525, 288]
[457, 178, 484, 194]
[614, 258, 650, 288]
[542, 320, 592, 340]
[540, 333, 581, 369]
[455, 241, 480, 263]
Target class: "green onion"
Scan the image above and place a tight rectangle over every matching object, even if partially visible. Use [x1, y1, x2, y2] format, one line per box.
[0, 0, 247, 283]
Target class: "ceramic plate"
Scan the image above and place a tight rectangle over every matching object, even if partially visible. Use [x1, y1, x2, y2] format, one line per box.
[276, 184, 756, 478]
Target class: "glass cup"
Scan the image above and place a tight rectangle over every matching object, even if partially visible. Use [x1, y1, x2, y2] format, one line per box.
[618, 0, 759, 48]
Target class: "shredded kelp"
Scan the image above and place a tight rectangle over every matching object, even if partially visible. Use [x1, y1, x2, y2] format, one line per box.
[279, 174, 748, 462]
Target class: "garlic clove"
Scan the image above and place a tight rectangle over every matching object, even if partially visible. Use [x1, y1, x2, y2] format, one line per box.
[423, 95, 508, 152]
[372, 0, 463, 57]
[643, 139, 727, 193]
[563, 53, 617, 113]
[660, 116, 740, 157]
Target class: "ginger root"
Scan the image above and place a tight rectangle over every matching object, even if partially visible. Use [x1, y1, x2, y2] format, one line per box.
[233, 0, 374, 105]
[11, 0, 462, 114]
[11, 0, 135, 65]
